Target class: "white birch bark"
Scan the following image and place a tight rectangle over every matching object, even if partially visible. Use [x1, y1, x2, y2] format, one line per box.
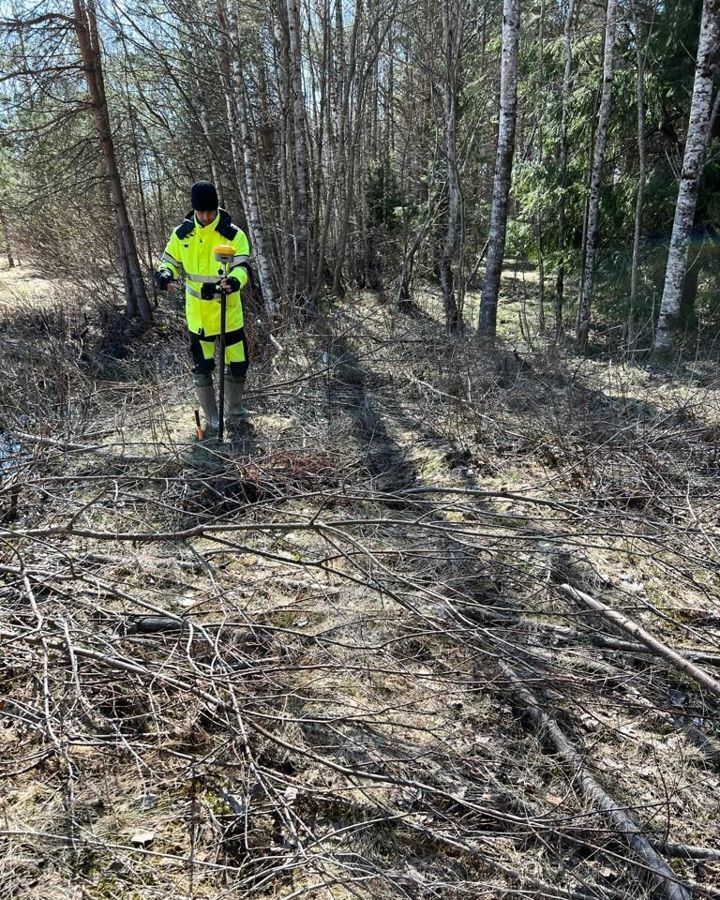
[478, 0, 520, 342]
[286, 0, 311, 301]
[273, 8, 294, 303]
[218, 0, 280, 316]
[576, 0, 618, 350]
[234, 78, 280, 317]
[654, 0, 720, 351]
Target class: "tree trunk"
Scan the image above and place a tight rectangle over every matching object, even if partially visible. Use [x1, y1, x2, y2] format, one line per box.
[0, 206, 14, 268]
[576, 0, 618, 350]
[537, 211, 545, 333]
[477, 0, 521, 343]
[311, 0, 359, 301]
[273, 12, 294, 308]
[72, 0, 151, 322]
[331, 0, 394, 298]
[216, 23, 249, 221]
[127, 104, 156, 307]
[438, 0, 463, 333]
[554, 0, 576, 339]
[679, 243, 701, 329]
[285, 0, 311, 303]
[628, 1, 648, 345]
[654, 0, 720, 351]
[331, 0, 370, 299]
[235, 78, 280, 317]
[310, 0, 330, 278]
[218, 0, 280, 317]
[536, 0, 545, 335]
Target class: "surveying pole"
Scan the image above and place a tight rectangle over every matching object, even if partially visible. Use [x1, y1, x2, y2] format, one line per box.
[213, 243, 236, 443]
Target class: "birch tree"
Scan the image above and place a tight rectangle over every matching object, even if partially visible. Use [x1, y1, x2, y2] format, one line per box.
[285, 0, 311, 303]
[217, 0, 280, 316]
[478, 0, 521, 343]
[576, 0, 618, 351]
[654, 0, 720, 351]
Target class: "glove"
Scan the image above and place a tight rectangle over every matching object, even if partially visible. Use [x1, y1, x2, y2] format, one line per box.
[220, 275, 241, 293]
[154, 270, 173, 291]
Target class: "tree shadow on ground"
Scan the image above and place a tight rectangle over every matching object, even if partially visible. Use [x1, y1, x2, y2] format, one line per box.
[324, 333, 418, 496]
[325, 302, 720, 623]
[327, 324, 720, 784]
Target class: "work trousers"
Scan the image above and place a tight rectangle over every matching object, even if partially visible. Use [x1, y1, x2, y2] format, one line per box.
[189, 328, 249, 380]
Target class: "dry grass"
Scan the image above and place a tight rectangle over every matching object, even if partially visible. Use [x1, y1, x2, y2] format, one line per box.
[1, 269, 719, 899]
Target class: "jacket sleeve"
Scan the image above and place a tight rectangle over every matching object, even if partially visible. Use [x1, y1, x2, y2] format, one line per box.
[157, 231, 182, 279]
[229, 229, 251, 289]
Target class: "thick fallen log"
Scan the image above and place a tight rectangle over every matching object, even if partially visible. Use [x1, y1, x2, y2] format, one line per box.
[499, 660, 692, 900]
[127, 615, 186, 634]
[559, 584, 720, 701]
[652, 842, 720, 862]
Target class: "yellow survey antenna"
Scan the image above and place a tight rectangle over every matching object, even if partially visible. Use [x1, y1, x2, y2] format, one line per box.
[213, 243, 235, 265]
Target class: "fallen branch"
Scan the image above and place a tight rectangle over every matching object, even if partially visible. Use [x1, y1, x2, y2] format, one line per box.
[499, 660, 692, 900]
[9, 429, 108, 453]
[548, 624, 720, 666]
[559, 584, 720, 700]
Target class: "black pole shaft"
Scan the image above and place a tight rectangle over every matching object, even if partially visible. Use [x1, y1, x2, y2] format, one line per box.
[217, 266, 228, 442]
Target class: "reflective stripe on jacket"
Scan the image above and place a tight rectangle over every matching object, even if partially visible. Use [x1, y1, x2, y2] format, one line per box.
[158, 209, 250, 336]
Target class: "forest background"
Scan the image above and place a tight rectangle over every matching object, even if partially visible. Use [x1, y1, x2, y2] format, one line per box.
[1, 0, 718, 352]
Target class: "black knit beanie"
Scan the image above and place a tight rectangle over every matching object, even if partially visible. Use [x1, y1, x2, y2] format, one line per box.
[191, 180, 219, 211]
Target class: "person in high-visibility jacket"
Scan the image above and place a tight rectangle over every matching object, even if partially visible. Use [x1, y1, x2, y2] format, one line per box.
[154, 181, 251, 431]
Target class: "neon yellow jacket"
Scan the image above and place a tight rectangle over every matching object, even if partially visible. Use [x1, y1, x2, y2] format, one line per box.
[158, 209, 250, 336]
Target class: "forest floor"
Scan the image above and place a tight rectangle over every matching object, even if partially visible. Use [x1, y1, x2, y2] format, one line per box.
[1, 264, 720, 900]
